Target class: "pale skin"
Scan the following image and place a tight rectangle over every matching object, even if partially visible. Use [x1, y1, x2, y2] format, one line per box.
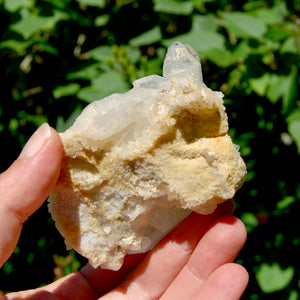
[0, 124, 249, 299]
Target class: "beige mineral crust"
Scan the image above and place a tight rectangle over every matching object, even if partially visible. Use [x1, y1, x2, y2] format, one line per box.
[48, 42, 247, 271]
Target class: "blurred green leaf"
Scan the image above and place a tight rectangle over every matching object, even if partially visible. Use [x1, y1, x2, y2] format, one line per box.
[230, 40, 252, 61]
[17, 111, 48, 127]
[37, 237, 46, 249]
[276, 196, 296, 210]
[130, 26, 162, 47]
[94, 14, 110, 27]
[89, 45, 113, 62]
[38, 42, 60, 55]
[241, 212, 259, 233]
[26, 252, 35, 264]
[265, 27, 291, 42]
[286, 108, 300, 152]
[288, 290, 299, 300]
[282, 67, 298, 115]
[53, 83, 81, 99]
[2, 261, 14, 275]
[4, 0, 32, 12]
[0, 39, 31, 52]
[56, 105, 83, 132]
[122, 46, 141, 64]
[250, 68, 299, 115]
[75, 0, 105, 8]
[78, 70, 129, 102]
[249, 73, 271, 96]
[10, 9, 69, 39]
[154, 0, 193, 15]
[256, 263, 294, 293]
[256, 2, 288, 24]
[9, 118, 19, 136]
[222, 12, 267, 39]
[191, 14, 217, 32]
[280, 36, 300, 54]
[266, 74, 286, 103]
[45, 0, 70, 10]
[67, 63, 102, 80]
[204, 48, 233, 68]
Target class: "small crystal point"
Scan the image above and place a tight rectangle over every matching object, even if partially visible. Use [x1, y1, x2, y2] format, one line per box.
[163, 41, 203, 82]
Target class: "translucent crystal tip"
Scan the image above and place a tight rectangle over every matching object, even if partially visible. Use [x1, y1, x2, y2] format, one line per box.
[163, 41, 203, 82]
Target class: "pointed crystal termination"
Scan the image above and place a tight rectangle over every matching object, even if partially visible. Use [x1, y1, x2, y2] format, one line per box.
[48, 42, 247, 271]
[163, 41, 203, 82]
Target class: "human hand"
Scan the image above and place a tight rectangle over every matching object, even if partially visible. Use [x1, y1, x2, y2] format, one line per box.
[0, 124, 248, 300]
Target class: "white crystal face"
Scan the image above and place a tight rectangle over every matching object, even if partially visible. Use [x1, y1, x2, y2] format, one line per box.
[48, 42, 247, 271]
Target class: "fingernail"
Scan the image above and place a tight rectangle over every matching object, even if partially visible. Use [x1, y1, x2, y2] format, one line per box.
[19, 123, 52, 158]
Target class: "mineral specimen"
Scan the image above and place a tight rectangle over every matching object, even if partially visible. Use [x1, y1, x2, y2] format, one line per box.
[48, 42, 247, 271]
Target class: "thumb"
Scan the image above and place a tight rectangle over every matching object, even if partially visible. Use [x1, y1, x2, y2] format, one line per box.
[0, 123, 63, 267]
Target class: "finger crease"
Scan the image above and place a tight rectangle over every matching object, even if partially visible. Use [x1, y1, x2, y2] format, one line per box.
[128, 281, 153, 300]
[7, 204, 29, 225]
[186, 263, 205, 286]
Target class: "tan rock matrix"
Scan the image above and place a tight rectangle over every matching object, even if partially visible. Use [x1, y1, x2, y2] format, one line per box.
[49, 42, 247, 271]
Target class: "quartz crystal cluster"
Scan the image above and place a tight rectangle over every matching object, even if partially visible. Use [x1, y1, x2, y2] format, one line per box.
[48, 42, 247, 271]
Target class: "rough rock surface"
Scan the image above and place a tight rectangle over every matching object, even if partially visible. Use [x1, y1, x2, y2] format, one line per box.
[48, 42, 247, 271]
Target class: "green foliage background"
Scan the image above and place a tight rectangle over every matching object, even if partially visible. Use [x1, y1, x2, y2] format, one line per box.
[0, 0, 299, 298]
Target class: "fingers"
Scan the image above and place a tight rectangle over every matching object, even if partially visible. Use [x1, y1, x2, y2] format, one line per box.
[4, 199, 245, 300]
[187, 215, 247, 283]
[160, 215, 247, 299]
[5, 272, 97, 300]
[6, 201, 232, 300]
[5, 253, 147, 300]
[194, 263, 249, 300]
[80, 199, 234, 297]
[6, 290, 60, 300]
[100, 200, 235, 299]
[80, 253, 147, 296]
[0, 124, 63, 267]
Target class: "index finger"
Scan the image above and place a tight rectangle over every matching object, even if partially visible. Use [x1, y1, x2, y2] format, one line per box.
[0, 124, 63, 268]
